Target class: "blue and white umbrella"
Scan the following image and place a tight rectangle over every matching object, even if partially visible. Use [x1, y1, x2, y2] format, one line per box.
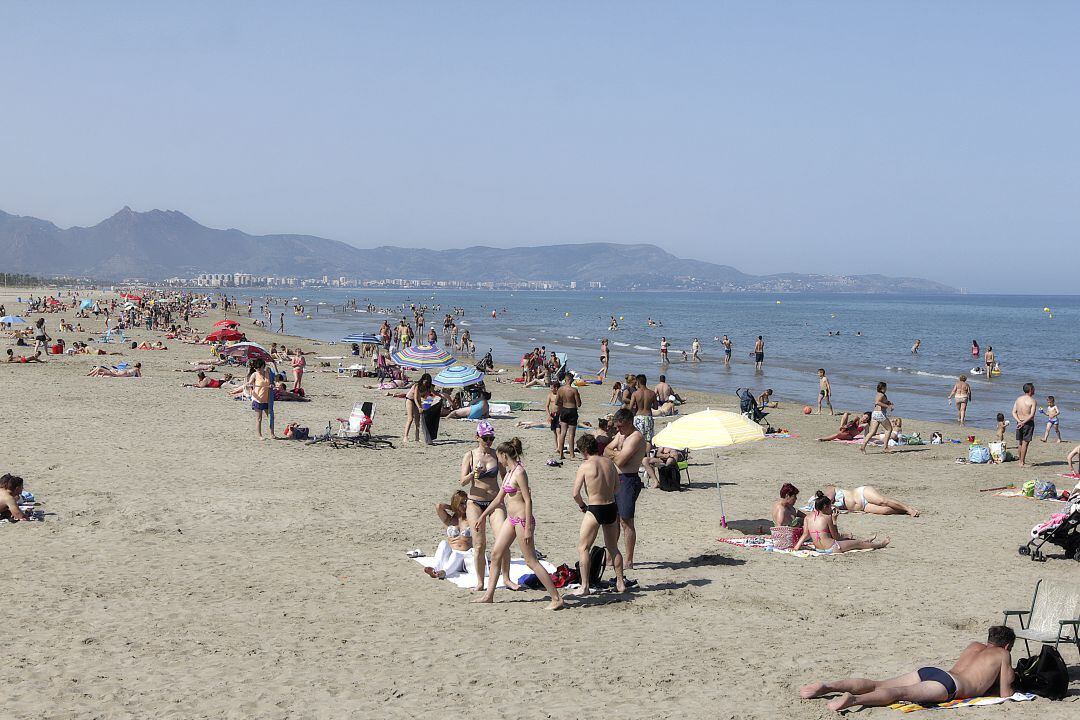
[342, 332, 381, 345]
[434, 364, 484, 388]
[79, 299, 94, 310]
[0, 316, 26, 324]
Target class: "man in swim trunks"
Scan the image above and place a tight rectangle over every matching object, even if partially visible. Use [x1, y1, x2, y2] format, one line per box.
[754, 336, 764, 370]
[654, 374, 683, 405]
[571, 434, 626, 595]
[630, 374, 658, 451]
[605, 409, 648, 569]
[555, 377, 582, 461]
[1011, 382, 1037, 467]
[800, 626, 1015, 711]
[721, 335, 732, 365]
[817, 368, 833, 415]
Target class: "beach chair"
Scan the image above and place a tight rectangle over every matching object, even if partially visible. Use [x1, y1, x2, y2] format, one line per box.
[335, 402, 375, 443]
[676, 449, 691, 482]
[1003, 580, 1080, 659]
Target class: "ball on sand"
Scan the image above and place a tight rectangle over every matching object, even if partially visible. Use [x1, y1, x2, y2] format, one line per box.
[803, 406, 812, 414]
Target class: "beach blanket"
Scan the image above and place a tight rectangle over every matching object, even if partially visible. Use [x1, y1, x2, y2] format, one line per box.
[412, 556, 556, 590]
[888, 692, 1034, 712]
[1059, 472, 1080, 481]
[994, 490, 1065, 503]
[765, 432, 797, 439]
[717, 535, 864, 558]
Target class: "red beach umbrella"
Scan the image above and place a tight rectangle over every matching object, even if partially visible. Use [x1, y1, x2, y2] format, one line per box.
[213, 319, 240, 328]
[205, 328, 246, 342]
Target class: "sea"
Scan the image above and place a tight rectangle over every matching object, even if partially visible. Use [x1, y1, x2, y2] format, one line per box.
[248, 290, 1078, 427]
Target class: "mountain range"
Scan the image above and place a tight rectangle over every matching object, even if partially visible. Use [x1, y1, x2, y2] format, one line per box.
[0, 207, 956, 292]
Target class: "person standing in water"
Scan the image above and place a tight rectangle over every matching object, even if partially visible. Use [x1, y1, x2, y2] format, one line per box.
[948, 375, 972, 426]
[691, 338, 701, 362]
[659, 337, 669, 365]
[754, 336, 765, 371]
[984, 346, 996, 377]
[910, 338, 921, 354]
[598, 338, 609, 380]
[721, 335, 732, 365]
[971, 339, 980, 359]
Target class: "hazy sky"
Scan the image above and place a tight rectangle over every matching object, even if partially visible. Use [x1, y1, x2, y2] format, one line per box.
[2, 2, 1077, 292]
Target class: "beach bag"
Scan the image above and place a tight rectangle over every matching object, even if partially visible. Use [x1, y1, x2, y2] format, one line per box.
[550, 564, 579, 589]
[658, 463, 682, 492]
[988, 441, 1007, 463]
[1034, 480, 1057, 501]
[930, 432, 943, 444]
[574, 545, 606, 587]
[968, 444, 990, 464]
[1022, 480, 1036, 497]
[1015, 645, 1068, 700]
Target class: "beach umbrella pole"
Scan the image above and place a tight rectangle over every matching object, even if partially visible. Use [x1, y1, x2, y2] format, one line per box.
[714, 450, 726, 528]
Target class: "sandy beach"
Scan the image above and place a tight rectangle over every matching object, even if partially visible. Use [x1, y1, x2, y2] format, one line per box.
[3, 288, 1077, 719]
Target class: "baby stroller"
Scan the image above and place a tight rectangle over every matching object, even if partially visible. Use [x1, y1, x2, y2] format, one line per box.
[1019, 496, 1080, 562]
[736, 388, 768, 425]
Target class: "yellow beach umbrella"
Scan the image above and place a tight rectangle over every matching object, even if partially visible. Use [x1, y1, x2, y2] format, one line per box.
[652, 409, 765, 527]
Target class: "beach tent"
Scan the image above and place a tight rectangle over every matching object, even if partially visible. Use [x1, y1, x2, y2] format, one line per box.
[652, 409, 764, 528]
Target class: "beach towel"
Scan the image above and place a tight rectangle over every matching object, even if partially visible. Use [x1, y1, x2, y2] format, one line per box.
[717, 535, 864, 558]
[412, 555, 556, 590]
[888, 692, 1034, 712]
[1058, 472, 1080, 481]
[765, 432, 798, 439]
[994, 490, 1065, 503]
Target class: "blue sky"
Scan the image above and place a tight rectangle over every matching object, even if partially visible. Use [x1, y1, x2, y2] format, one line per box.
[1, 1, 1076, 292]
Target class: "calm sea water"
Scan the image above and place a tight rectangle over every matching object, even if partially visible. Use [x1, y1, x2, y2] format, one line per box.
[260, 290, 1078, 427]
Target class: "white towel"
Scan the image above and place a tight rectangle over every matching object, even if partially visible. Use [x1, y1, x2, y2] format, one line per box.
[413, 553, 556, 590]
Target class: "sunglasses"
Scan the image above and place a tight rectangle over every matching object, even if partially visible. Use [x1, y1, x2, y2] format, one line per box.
[479, 435, 495, 441]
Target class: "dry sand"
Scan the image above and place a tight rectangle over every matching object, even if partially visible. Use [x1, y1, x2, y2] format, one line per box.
[2, 289, 1077, 719]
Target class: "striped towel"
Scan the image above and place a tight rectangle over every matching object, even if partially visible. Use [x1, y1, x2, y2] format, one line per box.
[889, 692, 1034, 712]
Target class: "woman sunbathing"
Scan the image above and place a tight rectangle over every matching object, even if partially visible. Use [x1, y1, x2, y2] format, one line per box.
[184, 371, 235, 388]
[87, 363, 142, 377]
[818, 412, 870, 442]
[792, 492, 890, 553]
[447, 390, 491, 420]
[0, 473, 29, 522]
[821, 484, 918, 516]
[6, 350, 45, 363]
[423, 490, 474, 580]
[651, 400, 678, 417]
[273, 381, 308, 401]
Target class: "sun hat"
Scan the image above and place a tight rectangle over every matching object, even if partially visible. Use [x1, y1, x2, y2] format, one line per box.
[476, 420, 495, 438]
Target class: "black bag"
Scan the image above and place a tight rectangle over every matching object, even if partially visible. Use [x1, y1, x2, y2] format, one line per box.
[658, 463, 682, 492]
[574, 545, 606, 587]
[1015, 645, 1069, 700]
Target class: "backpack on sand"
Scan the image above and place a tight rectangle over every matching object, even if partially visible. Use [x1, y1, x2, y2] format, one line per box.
[1015, 645, 1068, 700]
[574, 545, 606, 587]
[658, 463, 682, 492]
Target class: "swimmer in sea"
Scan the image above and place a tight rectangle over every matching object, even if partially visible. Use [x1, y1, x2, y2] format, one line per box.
[911, 339, 921, 354]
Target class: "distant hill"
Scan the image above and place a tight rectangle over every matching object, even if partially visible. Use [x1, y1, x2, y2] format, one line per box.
[0, 207, 956, 293]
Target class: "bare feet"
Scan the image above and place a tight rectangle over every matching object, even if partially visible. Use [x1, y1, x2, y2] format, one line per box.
[827, 692, 855, 712]
[548, 598, 565, 610]
[570, 586, 591, 597]
[799, 682, 829, 699]
[424, 567, 437, 578]
[908, 508, 920, 517]
[473, 585, 485, 592]
[471, 594, 494, 604]
[616, 579, 627, 593]
[504, 579, 521, 591]
[872, 535, 891, 549]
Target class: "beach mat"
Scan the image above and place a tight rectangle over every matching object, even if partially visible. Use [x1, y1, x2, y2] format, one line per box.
[717, 535, 867, 558]
[889, 692, 1034, 712]
[412, 556, 556, 590]
[1059, 472, 1080, 481]
[994, 490, 1065, 503]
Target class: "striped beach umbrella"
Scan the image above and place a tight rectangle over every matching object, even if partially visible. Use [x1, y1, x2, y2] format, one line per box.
[433, 364, 484, 388]
[342, 332, 381, 345]
[391, 343, 455, 370]
[219, 342, 272, 362]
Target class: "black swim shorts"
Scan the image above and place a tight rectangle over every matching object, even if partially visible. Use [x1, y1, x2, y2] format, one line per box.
[1016, 419, 1035, 443]
[616, 472, 642, 520]
[559, 407, 579, 426]
[755, 352, 764, 362]
[588, 502, 618, 526]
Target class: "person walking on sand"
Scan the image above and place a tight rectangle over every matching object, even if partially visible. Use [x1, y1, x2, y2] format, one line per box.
[598, 338, 610, 380]
[604, 409, 648, 569]
[246, 358, 275, 439]
[471, 438, 563, 610]
[630, 374, 658, 451]
[817, 368, 833, 415]
[278, 312, 284, 333]
[860, 382, 894, 454]
[571, 434, 626, 596]
[555, 376, 582, 462]
[754, 336, 765, 370]
[800, 626, 1015, 712]
[459, 422, 515, 592]
[947, 374, 972, 426]
[1012, 383, 1037, 467]
[1041, 395, 1062, 443]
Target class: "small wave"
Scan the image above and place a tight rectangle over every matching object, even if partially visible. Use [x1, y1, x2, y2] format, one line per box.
[915, 370, 958, 380]
[506, 327, 516, 332]
[567, 335, 582, 340]
[612, 342, 630, 347]
[633, 345, 653, 351]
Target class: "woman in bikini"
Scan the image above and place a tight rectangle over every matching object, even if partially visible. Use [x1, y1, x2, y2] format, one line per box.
[821, 484, 919, 516]
[424, 491, 474, 580]
[0, 473, 29, 522]
[818, 412, 871, 442]
[402, 372, 432, 443]
[947, 375, 972, 426]
[792, 492, 890, 553]
[472, 438, 563, 609]
[860, 382, 894, 454]
[459, 421, 515, 592]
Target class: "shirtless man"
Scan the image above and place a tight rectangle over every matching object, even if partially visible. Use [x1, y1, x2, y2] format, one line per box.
[771, 483, 804, 528]
[555, 377, 582, 461]
[654, 374, 683, 405]
[984, 346, 996, 378]
[721, 335, 732, 365]
[947, 374, 972, 425]
[630, 374, 658, 451]
[817, 368, 833, 415]
[1011, 383, 1037, 467]
[754, 336, 765, 370]
[571, 434, 626, 595]
[604, 409, 648, 568]
[659, 337, 669, 364]
[800, 626, 1015, 712]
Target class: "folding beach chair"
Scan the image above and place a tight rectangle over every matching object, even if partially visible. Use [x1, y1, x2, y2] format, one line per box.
[1003, 580, 1080, 659]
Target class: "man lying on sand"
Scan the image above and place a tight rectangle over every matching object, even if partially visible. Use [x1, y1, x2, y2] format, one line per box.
[6, 349, 45, 363]
[87, 363, 141, 377]
[800, 626, 1015, 711]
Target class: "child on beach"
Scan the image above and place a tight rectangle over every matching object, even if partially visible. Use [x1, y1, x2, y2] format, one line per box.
[1041, 396, 1061, 442]
[817, 369, 833, 415]
[995, 413, 1007, 443]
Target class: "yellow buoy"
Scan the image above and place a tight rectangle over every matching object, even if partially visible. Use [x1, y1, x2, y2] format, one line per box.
[776, 300, 781, 304]
[565, 312, 570, 317]
[1048, 314, 1053, 319]
[1043, 307, 1050, 312]
[619, 316, 624, 321]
